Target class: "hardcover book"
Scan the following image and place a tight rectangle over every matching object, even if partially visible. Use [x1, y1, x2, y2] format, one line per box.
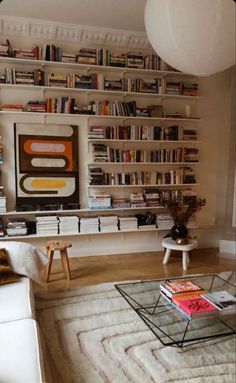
[177, 297, 218, 318]
[160, 279, 204, 298]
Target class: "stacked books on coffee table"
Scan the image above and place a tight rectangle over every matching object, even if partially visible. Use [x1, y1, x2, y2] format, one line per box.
[160, 279, 236, 320]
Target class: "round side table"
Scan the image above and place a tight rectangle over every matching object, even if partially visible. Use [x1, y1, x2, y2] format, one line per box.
[162, 237, 198, 270]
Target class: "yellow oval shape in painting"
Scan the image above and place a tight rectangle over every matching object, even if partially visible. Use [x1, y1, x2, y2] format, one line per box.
[31, 179, 66, 189]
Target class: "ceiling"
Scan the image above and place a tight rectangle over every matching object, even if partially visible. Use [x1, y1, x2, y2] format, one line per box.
[0, 0, 147, 32]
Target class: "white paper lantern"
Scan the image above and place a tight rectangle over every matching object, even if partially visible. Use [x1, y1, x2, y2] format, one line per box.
[144, 0, 236, 76]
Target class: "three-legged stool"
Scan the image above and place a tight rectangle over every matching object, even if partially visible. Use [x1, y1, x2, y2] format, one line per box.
[45, 240, 72, 282]
[162, 237, 198, 270]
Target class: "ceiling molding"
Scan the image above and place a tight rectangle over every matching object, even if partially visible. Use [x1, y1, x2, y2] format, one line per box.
[0, 15, 151, 49]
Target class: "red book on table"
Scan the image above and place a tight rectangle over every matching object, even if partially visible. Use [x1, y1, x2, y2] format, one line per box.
[178, 296, 218, 318]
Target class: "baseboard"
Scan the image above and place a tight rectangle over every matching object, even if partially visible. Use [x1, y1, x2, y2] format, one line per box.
[218, 240, 236, 259]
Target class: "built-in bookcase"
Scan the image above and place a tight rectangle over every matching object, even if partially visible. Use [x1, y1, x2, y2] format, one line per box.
[0, 44, 202, 240]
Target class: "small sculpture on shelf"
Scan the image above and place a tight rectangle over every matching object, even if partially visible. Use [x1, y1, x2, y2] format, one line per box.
[165, 197, 206, 244]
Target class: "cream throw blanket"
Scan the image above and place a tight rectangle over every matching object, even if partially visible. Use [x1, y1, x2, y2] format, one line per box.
[0, 241, 48, 285]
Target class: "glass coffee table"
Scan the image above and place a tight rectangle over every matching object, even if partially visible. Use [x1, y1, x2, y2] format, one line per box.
[115, 274, 236, 348]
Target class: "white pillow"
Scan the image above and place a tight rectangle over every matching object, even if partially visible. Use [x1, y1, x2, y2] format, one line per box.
[0, 242, 48, 286]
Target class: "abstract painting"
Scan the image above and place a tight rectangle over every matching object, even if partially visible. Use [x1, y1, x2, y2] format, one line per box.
[14, 123, 79, 208]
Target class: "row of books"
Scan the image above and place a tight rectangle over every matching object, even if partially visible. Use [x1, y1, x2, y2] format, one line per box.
[25, 98, 78, 114]
[88, 125, 198, 141]
[1, 211, 197, 237]
[165, 81, 198, 96]
[0, 99, 193, 120]
[88, 189, 197, 210]
[89, 167, 197, 186]
[92, 144, 199, 163]
[0, 40, 177, 71]
[1, 68, 199, 97]
[160, 279, 236, 319]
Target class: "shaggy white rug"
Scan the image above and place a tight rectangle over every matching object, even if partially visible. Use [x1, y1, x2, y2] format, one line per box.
[35, 272, 236, 383]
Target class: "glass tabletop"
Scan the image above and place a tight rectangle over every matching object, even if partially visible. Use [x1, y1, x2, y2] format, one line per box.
[115, 273, 236, 348]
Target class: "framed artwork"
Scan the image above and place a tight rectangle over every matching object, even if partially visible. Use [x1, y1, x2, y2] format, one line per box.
[14, 123, 79, 208]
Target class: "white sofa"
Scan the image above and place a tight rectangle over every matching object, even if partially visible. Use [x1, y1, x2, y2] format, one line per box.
[0, 277, 46, 383]
[0, 241, 48, 383]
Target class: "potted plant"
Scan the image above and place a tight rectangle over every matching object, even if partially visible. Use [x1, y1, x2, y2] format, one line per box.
[166, 197, 206, 243]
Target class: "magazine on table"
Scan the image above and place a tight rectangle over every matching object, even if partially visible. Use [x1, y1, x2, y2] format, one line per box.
[202, 290, 236, 315]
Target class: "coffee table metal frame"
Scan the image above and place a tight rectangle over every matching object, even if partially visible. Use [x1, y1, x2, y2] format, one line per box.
[115, 274, 236, 348]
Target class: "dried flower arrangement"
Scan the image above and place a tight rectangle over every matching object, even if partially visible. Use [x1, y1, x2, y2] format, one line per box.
[166, 197, 206, 226]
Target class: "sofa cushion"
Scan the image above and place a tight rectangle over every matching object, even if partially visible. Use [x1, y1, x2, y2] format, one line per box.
[0, 318, 45, 383]
[0, 248, 21, 285]
[0, 277, 35, 323]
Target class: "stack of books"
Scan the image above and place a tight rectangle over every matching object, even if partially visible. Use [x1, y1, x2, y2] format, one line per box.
[26, 101, 47, 113]
[92, 143, 109, 162]
[89, 167, 107, 185]
[99, 216, 118, 232]
[1, 103, 24, 112]
[0, 186, 7, 213]
[118, 216, 138, 231]
[182, 127, 198, 141]
[88, 193, 112, 210]
[182, 82, 199, 96]
[36, 215, 59, 236]
[14, 48, 36, 60]
[143, 189, 162, 207]
[0, 40, 11, 57]
[58, 216, 79, 235]
[111, 196, 130, 209]
[130, 192, 146, 208]
[80, 217, 99, 233]
[77, 48, 97, 65]
[160, 279, 219, 320]
[156, 213, 173, 230]
[61, 53, 77, 63]
[127, 52, 144, 69]
[6, 218, 27, 237]
[0, 218, 4, 237]
[88, 126, 106, 139]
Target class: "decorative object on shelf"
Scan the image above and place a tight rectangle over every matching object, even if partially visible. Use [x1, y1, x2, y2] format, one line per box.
[14, 123, 79, 207]
[176, 237, 189, 245]
[170, 224, 188, 241]
[184, 104, 191, 118]
[166, 197, 206, 243]
[145, 0, 235, 76]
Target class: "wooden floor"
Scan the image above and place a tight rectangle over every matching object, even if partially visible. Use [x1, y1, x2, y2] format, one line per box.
[38, 247, 235, 291]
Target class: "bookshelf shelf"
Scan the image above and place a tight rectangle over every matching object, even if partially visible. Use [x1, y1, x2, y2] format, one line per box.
[88, 139, 202, 144]
[0, 56, 197, 78]
[1, 205, 166, 216]
[0, 228, 159, 240]
[88, 162, 200, 165]
[0, 83, 202, 100]
[0, 111, 202, 124]
[0, 224, 199, 241]
[88, 183, 200, 188]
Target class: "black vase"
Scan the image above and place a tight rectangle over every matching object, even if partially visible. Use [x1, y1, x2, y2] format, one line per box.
[170, 224, 188, 240]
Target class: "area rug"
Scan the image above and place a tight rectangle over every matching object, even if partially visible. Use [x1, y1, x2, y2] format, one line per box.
[35, 271, 236, 383]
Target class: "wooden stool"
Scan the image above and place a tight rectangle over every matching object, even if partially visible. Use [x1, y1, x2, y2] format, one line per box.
[45, 240, 72, 282]
[162, 237, 198, 270]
